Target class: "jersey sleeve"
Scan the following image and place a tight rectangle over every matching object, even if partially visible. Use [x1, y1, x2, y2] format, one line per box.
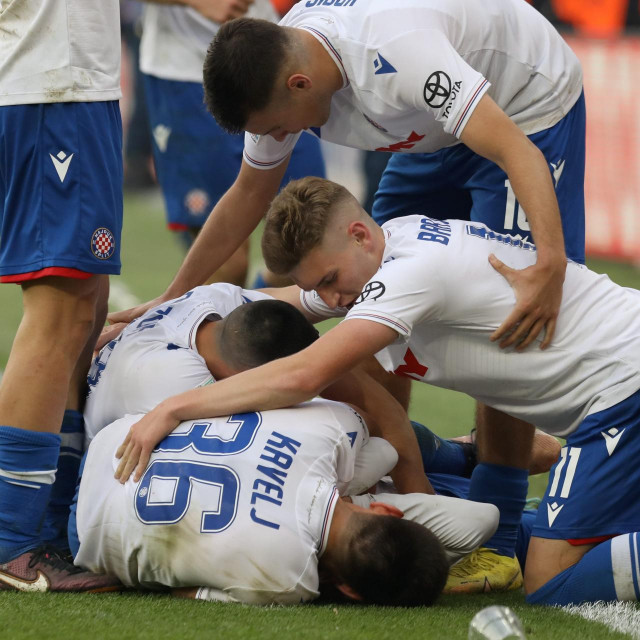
[378, 30, 490, 138]
[372, 492, 499, 565]
[243, 130, 301, 170]
[324, 403, 372, 492]
[299, 289, 349, 319]
[345, 250, 445, 337]
[344, 437, 398, 496]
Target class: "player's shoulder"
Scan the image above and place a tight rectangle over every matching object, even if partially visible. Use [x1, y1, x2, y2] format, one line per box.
[188, 282, 272, 310]
[381, 215, 460, 265]
[288, 399, 367, 434]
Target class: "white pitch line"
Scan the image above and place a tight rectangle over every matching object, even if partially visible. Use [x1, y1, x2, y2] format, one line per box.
[563, 601, 640, 638]
[109, 279, 141, 312]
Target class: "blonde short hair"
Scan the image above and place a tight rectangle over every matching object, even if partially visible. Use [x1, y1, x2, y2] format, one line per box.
[262, 177, 353, 274]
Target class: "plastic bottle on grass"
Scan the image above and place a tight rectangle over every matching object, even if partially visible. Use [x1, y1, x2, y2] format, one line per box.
[468, 605, 526, 639]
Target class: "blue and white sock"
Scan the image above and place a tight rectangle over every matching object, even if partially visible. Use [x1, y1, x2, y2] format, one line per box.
[469, 462, 528, 558]
[41, 410, 84, 550]
[526, 533, 640, 605]
[411, 421, 470, 477]
[0, 425, 60, 562]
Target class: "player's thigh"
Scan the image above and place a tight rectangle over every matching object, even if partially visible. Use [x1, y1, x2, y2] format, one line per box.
[371, 150, 472, 225]
[144, 75, 244, 231]
[0, 102, 122, 280]
[526, 389, 640, 587]
[524, 536, 595, 594]
[22, 274, 107, 326]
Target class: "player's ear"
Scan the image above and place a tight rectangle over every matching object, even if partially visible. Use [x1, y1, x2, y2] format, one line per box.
[287, 73, 312, 91]
[335, 582, 363, 601]
[348, 220, 369, 245]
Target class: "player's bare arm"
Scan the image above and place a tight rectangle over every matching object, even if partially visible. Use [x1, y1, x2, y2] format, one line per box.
[460, 94, 567, 350]
[115, 318, 397, 482]
[107, 159, 289, 326]
[321, 368, 434, 495]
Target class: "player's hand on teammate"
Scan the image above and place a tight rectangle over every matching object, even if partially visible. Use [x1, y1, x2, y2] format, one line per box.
[187, 0, 255, 23]
[488, 254, 566, 351]
[95, 322, 128, 352]
[94, 295, 170, 352]
[114, 404, 180, 483]
[107, 294, 168, 327]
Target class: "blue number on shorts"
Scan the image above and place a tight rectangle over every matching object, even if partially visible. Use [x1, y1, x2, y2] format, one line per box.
[135, 460, 239, 532]
[155, 412, 262, 456]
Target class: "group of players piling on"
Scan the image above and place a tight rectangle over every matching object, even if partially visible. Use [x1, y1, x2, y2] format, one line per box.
[1, 0, 639, 608]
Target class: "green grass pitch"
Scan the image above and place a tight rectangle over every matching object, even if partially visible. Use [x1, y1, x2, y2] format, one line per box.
[0, 192, 638, 638]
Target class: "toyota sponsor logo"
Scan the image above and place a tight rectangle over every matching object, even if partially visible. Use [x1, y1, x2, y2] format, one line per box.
[423, 71, 452, 108]
[354, 281, 386, 304]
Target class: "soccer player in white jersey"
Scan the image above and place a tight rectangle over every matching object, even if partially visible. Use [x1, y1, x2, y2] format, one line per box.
[0, 0, 122, 592]
[84, 284, 300, 444]
[137, 0, 325, 287]
[108, 1, 586, 579]
[116, 177, 640, 607]
[72, 402, 465, 606]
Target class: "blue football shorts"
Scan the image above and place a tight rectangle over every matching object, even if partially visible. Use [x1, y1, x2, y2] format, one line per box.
[372, 92, 586, 263]
[0, 101, 123, 282]
[532, 387, 640, 542]
[143, 75, 326, 231]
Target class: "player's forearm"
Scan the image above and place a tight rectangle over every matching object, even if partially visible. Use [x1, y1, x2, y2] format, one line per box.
[326, 368, 433, 495]
[162, 356, 324, 424]
[164, 193, 262, 298]
[164, 167, 282, 299]
[499, 138, 567, 270]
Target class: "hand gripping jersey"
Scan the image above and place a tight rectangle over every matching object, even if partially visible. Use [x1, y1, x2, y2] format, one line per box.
[75, 400, 384, 604]
[84, 283, 271, 444]
[0, 0, 121, 105]
[243, 0, 582, 168]
[303, 217, 640, 437]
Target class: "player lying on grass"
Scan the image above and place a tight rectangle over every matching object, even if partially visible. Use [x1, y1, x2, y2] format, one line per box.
[114, 177, 640, 606]
[71, 401, 501, 605]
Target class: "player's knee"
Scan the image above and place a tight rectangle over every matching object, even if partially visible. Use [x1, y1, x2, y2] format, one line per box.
[529, 430, 562, 475]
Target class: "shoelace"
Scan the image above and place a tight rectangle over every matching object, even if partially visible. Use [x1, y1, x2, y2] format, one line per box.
[449, 550, 498, 577]
[28, 546, 84, 574]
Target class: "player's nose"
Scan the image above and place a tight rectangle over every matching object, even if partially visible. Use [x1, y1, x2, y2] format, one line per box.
[318, 288, 340, 309]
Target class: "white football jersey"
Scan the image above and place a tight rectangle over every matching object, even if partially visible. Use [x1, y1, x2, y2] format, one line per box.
[84, 283, 272, 445]
[140, 0, 278, 83]
[243, 0, 582, 169]
[351, 489, 498, 565]
[0, 0, 121, 105]
[75, 400, 376, 604]
[304, 217, 640, 437]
